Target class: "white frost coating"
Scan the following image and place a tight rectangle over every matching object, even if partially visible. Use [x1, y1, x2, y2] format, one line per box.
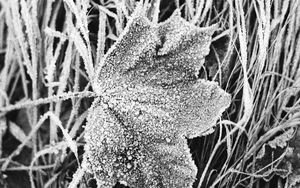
[84, 8, 231, 188]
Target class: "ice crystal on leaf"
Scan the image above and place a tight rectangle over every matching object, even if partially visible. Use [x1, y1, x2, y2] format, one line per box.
[83, 9, 231, 188]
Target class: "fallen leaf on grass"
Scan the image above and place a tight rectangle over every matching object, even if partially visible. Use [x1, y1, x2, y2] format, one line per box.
[285, 126, 300, 188]
[246, 128, 295, 182]
[83, 9, 230, 188]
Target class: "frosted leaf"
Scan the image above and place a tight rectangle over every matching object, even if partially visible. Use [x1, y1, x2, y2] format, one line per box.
[285, 127, 300, 188]
[105, 80, 230, 139]
[246, 128, 296, 182]
[268, 128, 295, 149]
[85, 9, 230, 188]
[93, 15, 159, 95]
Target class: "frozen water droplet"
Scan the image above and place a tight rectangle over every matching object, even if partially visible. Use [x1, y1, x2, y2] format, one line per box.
[126, 163, 132, 169]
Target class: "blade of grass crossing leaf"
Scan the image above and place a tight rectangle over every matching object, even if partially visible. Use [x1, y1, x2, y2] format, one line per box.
[67, 167, 85, 188]
[0, 91, 96, 113]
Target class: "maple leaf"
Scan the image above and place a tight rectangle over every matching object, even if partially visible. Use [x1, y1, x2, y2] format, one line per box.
[83, 9, 231, 188]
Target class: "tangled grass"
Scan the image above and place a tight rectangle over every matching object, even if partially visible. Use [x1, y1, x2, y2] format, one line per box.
[0, 0, 300, 188]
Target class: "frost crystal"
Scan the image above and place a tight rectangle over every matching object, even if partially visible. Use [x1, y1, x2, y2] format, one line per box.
[84, 10, 231, 188]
